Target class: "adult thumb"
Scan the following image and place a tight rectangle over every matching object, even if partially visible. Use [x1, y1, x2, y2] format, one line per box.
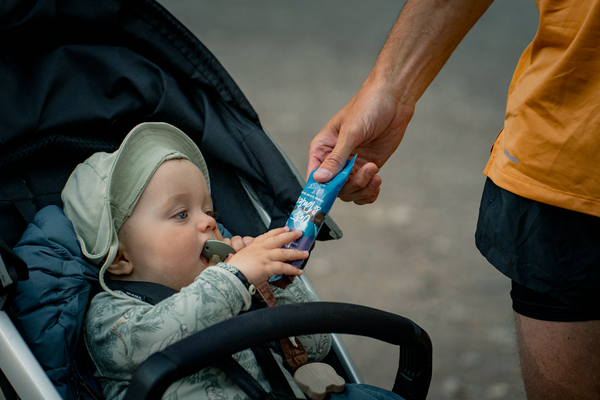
[312, 146, 353, 183]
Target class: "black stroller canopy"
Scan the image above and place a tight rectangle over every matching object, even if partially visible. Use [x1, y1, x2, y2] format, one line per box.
[0, 0, 312, 248]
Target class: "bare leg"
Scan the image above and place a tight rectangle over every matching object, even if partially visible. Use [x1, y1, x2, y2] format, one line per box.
[514, 312, 600, 400]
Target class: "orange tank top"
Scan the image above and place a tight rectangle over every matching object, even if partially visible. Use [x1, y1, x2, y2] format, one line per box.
[484, 0, 600, 217]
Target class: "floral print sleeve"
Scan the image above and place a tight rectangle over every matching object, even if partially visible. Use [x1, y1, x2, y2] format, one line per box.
[85, 267, 252, 399]
[86, 269, 330, 400]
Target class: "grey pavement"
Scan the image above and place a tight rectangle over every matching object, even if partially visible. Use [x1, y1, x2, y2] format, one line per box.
[158, 1, 540, 399]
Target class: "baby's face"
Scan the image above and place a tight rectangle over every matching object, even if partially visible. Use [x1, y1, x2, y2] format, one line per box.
[117, 159, 223, 291]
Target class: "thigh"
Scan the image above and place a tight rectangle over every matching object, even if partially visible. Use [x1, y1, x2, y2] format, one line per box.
[515, 313, 600, 400]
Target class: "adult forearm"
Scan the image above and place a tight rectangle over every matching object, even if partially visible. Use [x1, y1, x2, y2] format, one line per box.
[308, 0, 495, 198]
[368, 0, 495, 106]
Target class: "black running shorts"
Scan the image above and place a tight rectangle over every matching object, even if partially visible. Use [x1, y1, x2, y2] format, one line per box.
[475, 178, 600, 321]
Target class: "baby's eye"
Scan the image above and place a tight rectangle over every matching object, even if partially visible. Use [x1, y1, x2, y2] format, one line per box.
[175, 211, 188, 220]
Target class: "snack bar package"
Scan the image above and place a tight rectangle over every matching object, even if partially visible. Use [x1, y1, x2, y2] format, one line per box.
[272, 156, 356, 280]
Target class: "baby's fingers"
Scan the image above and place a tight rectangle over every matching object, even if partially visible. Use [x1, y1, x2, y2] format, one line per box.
[271, 248, 309, 263]
[268, 257, 307, 278]
[227, 236, 245, 252]
[228, 235, 255, 251]
[258, 228, 303, 249]
[275, 263, 304, 277]
[260, 227, 291, 238]
[242, 236, 254, 247]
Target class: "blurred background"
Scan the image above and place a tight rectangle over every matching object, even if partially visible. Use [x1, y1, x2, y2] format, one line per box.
[158, 1, 539, 399]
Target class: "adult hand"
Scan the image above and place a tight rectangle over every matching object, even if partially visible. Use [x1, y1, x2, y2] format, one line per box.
[307, 0, 494, 205]
[226, 227, 307, 286]
[308, 80, 414, 205]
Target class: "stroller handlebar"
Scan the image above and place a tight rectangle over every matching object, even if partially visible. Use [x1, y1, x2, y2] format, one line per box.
[124, 301, 432, 400]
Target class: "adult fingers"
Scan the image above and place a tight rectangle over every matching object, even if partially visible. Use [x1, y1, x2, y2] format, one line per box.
[307, 114, 343, 179]
[339, 175, 382, 204]
[309, 116, 361, 183]
[338, 162, 379, 198]
[307, 135, 335, 179]
[311, 140, 356, 183]
[343, 185, 381, 205]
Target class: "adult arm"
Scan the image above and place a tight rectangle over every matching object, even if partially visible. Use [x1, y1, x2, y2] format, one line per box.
[308, 0, 495, 204]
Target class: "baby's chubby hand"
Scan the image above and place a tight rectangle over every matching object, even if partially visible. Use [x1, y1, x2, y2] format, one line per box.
[226, 227, 307, 286]
[221, 235, 254, 252]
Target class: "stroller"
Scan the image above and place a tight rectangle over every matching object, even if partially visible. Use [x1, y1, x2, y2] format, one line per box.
[0, 0, 432, 399]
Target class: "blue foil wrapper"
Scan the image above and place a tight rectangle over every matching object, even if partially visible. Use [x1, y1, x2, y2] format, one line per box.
[270, 156, 356, 281]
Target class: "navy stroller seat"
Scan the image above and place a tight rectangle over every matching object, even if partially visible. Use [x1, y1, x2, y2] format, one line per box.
[0, 1, 432, 399]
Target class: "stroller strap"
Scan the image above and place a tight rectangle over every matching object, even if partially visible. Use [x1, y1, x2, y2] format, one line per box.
[216, 352, 303, 400]
[251, 346, 302, 399]
[256, 282, 309, 371]
[103, 280, 178, 305]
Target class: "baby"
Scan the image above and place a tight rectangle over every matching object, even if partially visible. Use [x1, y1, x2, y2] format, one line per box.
[61, 122, 330, 399]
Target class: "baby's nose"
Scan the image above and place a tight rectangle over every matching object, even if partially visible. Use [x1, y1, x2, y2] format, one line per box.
[199, 215, 217, 232]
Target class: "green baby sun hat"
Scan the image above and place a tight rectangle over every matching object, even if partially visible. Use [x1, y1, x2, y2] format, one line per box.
[61, 122, 210, 298]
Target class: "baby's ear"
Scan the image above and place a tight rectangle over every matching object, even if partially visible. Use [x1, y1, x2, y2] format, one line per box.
[107, 247, 133, 276]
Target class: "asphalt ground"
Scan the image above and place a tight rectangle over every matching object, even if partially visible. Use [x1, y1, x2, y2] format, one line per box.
[158, 1, 540, 398]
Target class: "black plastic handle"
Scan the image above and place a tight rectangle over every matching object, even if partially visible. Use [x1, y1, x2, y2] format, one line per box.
[124, 302, 432, 400]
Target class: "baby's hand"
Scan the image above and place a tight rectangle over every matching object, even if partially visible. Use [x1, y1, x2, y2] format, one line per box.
[226, 227, 307, 286]
[222, 235, 254, 252]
